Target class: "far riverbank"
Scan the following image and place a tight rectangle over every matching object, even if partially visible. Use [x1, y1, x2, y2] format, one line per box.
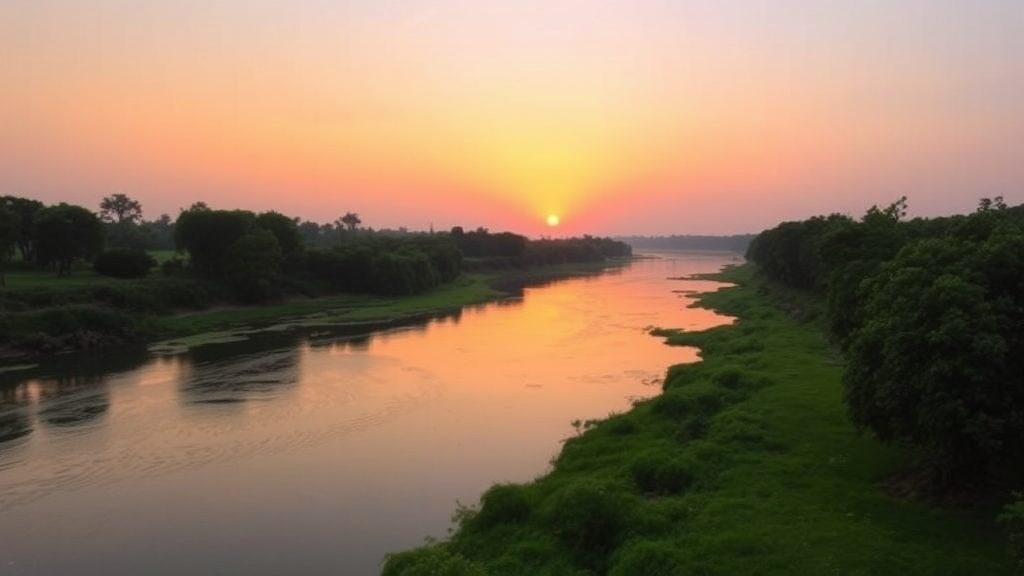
[0, 259, 632, 367]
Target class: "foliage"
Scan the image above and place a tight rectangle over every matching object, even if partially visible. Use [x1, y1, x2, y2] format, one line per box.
[382, 545, 488, 576]
[541, 479, 633, 569]
[339, 211, 361, 231]
[0, 204, 18, 287]
[1, 195, 44, 261]
[999, 493, 1024, 573]
[93, 248, 157, 279]
[99, 193, 143, 224]
[223, 228, 284, 303]
[843, 227, 1024, 482]
[470, 483, 533, 529]
[33, 203, 105, 275]
[174, 207, 255, 275]
[306, 236, 461, 296]
[256, 211, 304, 257]
[747, 196, 1024, 485]
[385, 264, 1011, 575]
[138, 213, 175, 251]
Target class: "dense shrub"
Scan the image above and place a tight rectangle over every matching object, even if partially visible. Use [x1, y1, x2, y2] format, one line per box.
[608, 540, 687, 576]
[630, 452, 697, 495]
[542, 479, 633, 567]
[382, 545, 488, 576]
[471, 483, 533, 528]
[94, 248, 157, 279]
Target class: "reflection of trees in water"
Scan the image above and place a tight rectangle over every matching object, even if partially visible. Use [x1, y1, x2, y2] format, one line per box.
[0, 348, 152, 447]
[0, 386, 32, 450]
[37, 374, 110, 428]
[180, 336, 302, 405]
[304, 306, 488, 352]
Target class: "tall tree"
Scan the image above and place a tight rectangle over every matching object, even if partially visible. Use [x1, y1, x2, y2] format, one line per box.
[339, 212, 361, 231]
[33, 203, 105, 275]
[1, 195, 44, 262]
[174, 208, 255, 275]
[99, 193, 143, 224]
[0, 204, 19, 287]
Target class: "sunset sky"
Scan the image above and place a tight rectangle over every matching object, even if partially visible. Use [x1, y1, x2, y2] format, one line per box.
[1, 1, 1021, 236]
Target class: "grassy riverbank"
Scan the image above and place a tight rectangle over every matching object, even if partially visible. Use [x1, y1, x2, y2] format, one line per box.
[0, 259, 628, 362]
[382, 264, 1011, 575]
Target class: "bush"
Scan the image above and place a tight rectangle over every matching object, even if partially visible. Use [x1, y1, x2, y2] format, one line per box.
[543, 479, 632, 567]
[472, 483, 532, 528]
[608, 540, 687, 576]
[381, 545, 488, 576]
[999, 493, 1024, 572]
[94, 248, 156, 279]
[630, 452, 697, 495]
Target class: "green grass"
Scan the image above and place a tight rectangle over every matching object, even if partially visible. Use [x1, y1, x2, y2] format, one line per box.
[154, 274, 504, 341]
[148, 250, 181, 264]
[3, 268, 114, 289]
[383, 264, 1012, 576]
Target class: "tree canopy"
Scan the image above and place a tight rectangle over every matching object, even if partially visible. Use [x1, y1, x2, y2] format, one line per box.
[99, 193, 143, 224]
[33, 203, 105, 275]
[747, 196, 1024, 484]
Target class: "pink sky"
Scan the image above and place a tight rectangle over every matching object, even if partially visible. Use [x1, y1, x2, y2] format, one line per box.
[1, 0, 1021, 236]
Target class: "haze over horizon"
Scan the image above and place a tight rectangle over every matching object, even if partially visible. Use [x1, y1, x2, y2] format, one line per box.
[2, 1, 1021, 237]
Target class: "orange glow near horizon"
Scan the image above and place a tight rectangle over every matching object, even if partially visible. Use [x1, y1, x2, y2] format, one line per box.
[1, 2, 1021, 234]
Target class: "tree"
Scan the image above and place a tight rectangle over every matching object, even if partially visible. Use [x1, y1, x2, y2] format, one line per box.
[174, 208, 255, 275]
[138, 213, 175, 250]
[340, 212, 361, 231]
[843, 226, 1024, 485]
[256, 211, 304, 256]
[1, 195, 44, 262]
[99, 193, 143, 224]
[224, 228, 283, 302]
[33, 203, 105, 275]
[0, 204, 18, 287]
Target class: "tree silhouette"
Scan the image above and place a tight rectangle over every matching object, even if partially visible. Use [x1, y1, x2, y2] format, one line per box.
[340, 212, 361, 231]
[0, 204, 18, 287]
[99, 193, 143, 224]
[34, 203, 105, 275]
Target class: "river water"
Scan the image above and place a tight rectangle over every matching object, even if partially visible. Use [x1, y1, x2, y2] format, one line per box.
[0, 251, 734, 575]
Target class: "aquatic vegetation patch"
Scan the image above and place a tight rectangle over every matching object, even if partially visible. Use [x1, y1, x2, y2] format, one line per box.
[148, 331, 250, 355]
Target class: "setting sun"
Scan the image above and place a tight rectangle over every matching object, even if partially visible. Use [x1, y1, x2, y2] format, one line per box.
[546, 214, 560, 227]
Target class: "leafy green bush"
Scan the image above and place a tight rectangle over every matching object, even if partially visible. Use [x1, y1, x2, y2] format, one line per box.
[998, 493, 1024, 572]
[472, 483, 532, 528]
[93, 248, 156, 279]
[651, 383, 725, 421]
[382, 544, 488, 576]
[608, 540, 686, 576]
[630, 451, 697, 495]
[542, 479, 633, 567]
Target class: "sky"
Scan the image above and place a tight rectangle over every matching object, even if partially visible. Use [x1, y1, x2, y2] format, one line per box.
[1, 1, 1022, 236]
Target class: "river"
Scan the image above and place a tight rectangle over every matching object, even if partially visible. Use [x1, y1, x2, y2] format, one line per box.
[0, 251, 735, 575]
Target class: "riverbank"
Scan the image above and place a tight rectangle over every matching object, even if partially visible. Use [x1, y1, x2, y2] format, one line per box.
[382, 264, 1011, 575]
[0, 259, 630, 364]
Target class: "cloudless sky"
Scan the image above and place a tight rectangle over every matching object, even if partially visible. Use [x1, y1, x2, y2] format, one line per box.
[1, 0, 1021, 236]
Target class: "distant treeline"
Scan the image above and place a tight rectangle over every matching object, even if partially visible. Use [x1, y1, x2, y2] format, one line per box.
[0, 194, 631, 304]
[747, 196, 1024, 489]
[618, 234, 754, 253]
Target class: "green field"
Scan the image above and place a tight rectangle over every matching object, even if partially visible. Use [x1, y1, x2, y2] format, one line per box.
[382, 264, 1011, 575]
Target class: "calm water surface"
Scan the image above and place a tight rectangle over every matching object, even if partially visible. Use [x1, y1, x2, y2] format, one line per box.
[0, 252, 735, 575]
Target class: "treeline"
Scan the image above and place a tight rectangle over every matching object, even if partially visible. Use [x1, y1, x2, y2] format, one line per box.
[451, 227, 632, 270]
[619, 234, 754, 253]
[1, 194, 631, 304]
[747, 196, 1024, 488]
